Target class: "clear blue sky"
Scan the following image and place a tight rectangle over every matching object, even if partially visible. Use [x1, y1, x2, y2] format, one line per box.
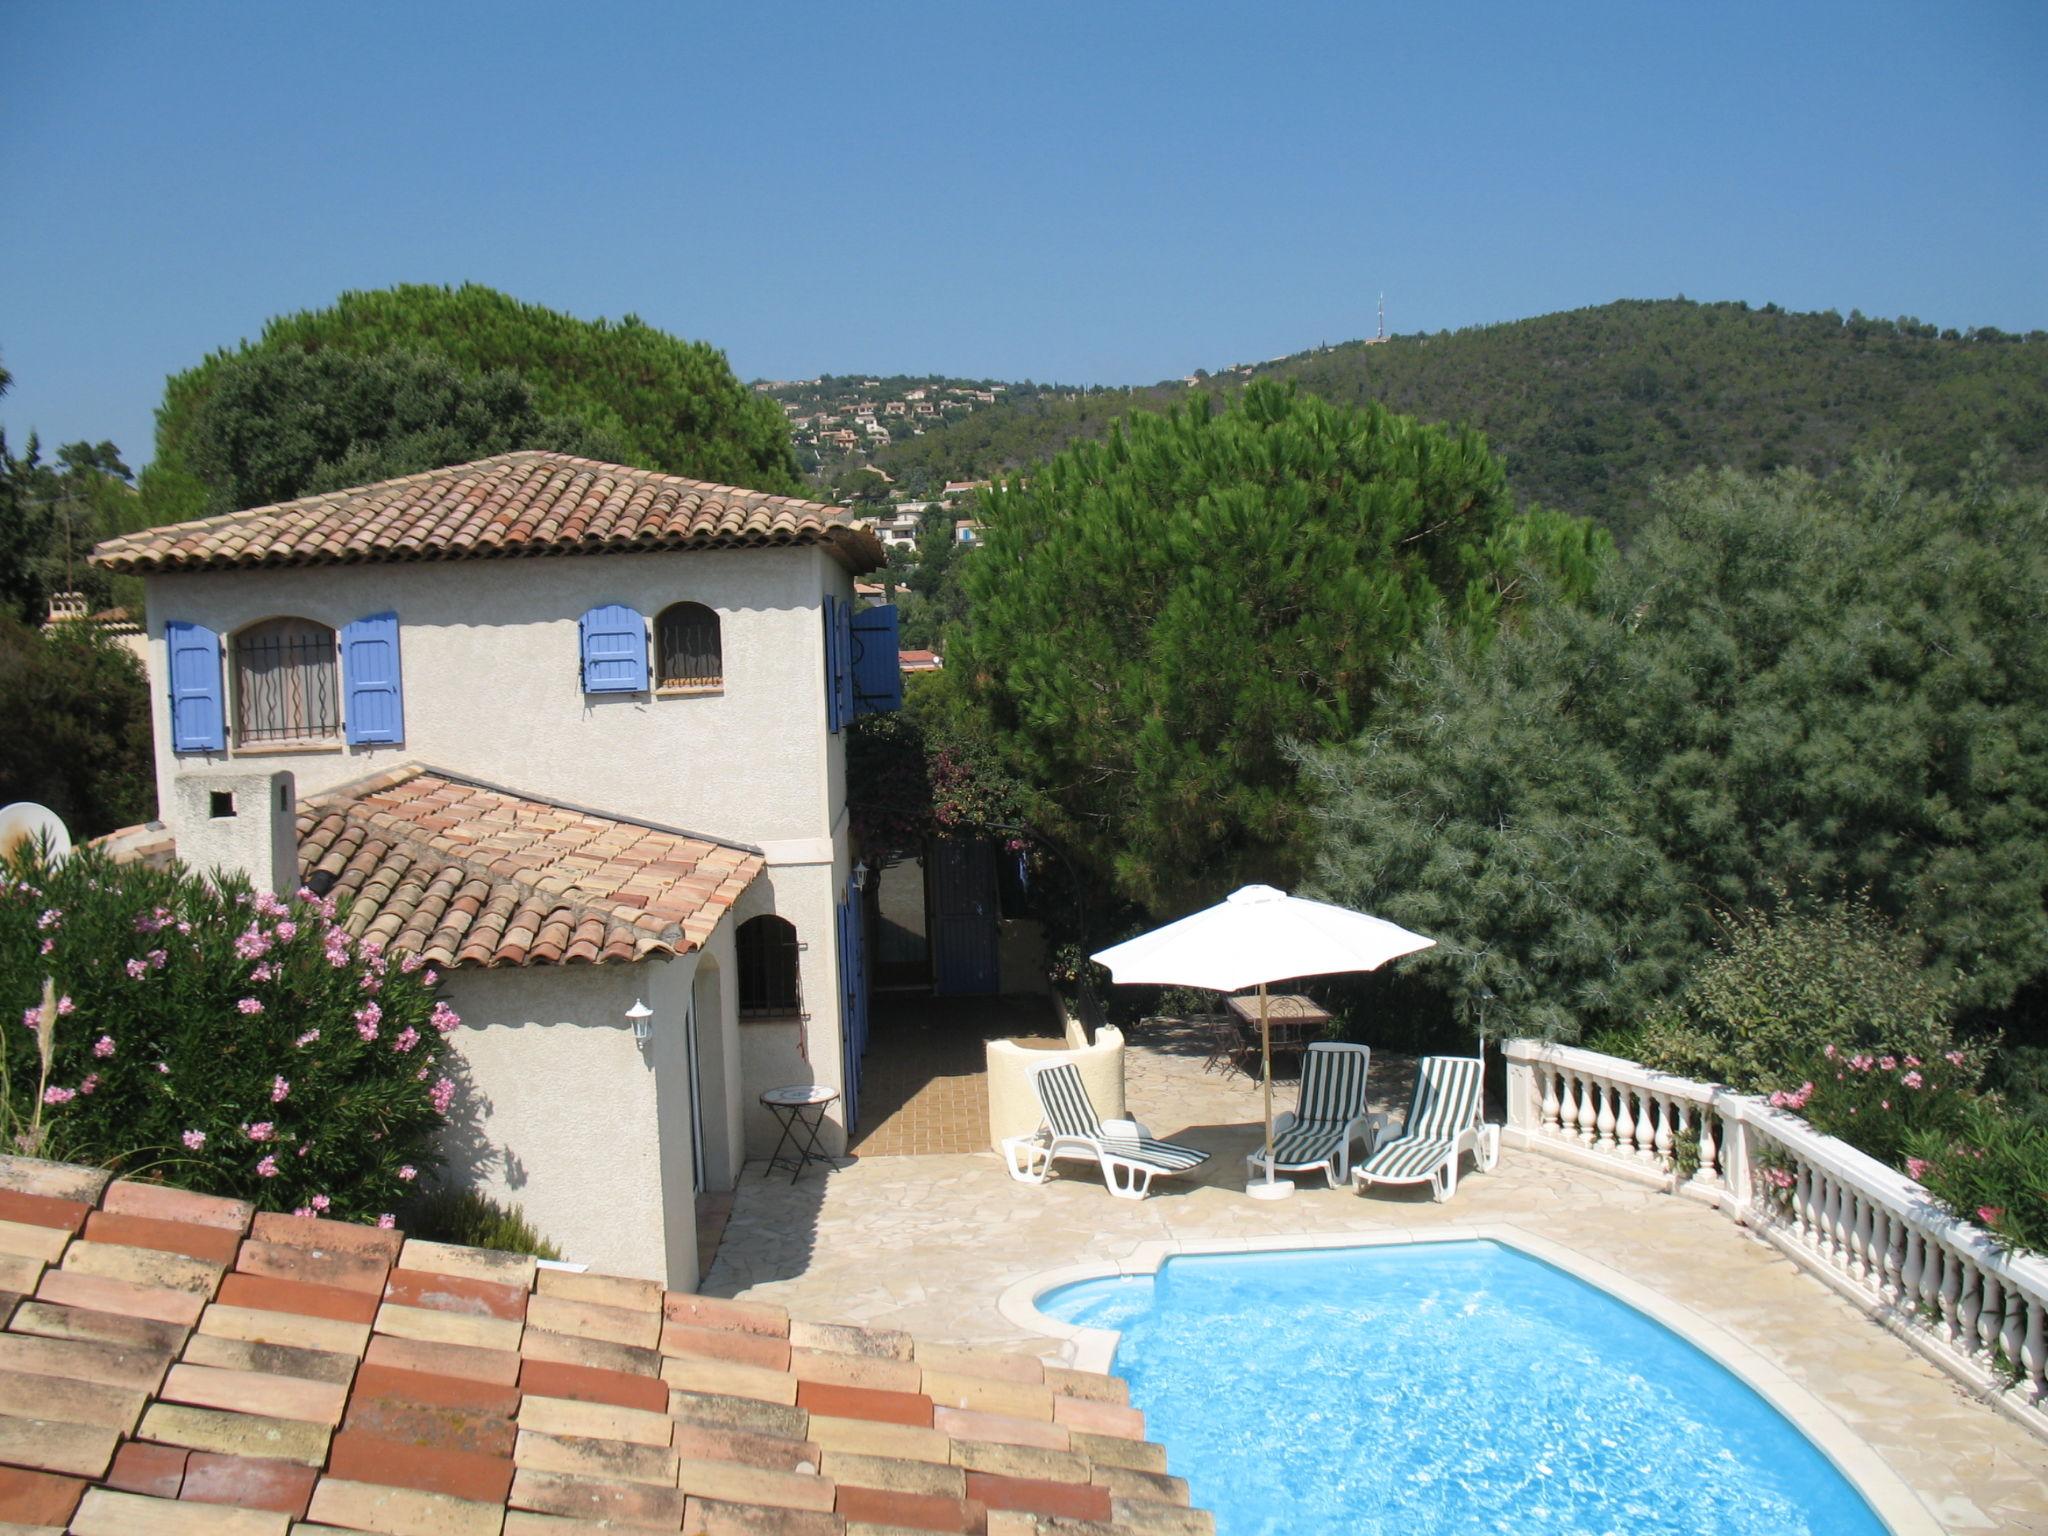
[4, 1, 2042, 466]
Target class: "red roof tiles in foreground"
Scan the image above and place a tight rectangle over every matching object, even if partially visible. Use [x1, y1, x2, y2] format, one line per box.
[0, 1154, 1208, 1534]
[297, 766, 765, 968]
[89, 451, 888, 576]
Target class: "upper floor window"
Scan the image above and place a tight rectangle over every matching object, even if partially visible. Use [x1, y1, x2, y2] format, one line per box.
[737, 915, 801, 1019]
[233, 617, 340, 745]
[657, 602, 723, 690]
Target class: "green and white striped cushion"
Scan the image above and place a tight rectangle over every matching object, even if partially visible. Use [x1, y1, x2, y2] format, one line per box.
[1099, 1137, 1210, 1172]
[1267, 1120, 1346, 1166]
[1359, 1056, 1483, 1183]
[1295, 1044, 1370, 1127]
[1033, 1063, 1104, 1140]
[1360, 1135, 1457, 1181]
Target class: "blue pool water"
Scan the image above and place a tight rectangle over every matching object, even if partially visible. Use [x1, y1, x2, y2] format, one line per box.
[1039, 1241, 1889, 1536]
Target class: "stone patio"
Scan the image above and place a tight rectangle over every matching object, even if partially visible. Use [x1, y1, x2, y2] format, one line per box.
[707, 1016, 2048, 1533]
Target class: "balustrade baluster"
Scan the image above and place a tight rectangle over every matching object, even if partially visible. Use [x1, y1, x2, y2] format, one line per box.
[1883, 1213, 1907, 1306]
[1595, 1083, 1617, 1152]
[1653, 1095, 1675, 1170]
[1851, 1194, 1875, 1288]
[1939, 1245, 1964, 1347]
[1957, 1264, 1984, 1359]
[1539, 1068, 1560, 1137]
[1900, 1227, 1924, 1320]
[1977, 1273, 2003, 1361]
[2022, 1297, 2046, 1404]
[1562, 1073, 1584, 1143]
[1613, 1091, 1635, 1161]
[1696, 1110, 1719, 1185]
[1997, 1282, 2023, 1388]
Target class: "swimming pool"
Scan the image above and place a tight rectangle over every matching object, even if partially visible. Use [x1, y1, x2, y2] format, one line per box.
[1038, 1239, 1891, 1536]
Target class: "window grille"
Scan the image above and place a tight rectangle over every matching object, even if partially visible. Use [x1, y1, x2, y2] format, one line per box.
[737, 915, 802, 1018]
[657, 602, 722, 688]
[233, 618, 340, 744]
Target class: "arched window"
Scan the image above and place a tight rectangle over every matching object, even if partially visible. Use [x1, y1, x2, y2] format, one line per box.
[656, 602, 722, 689]
[736, 915, 801, 1019]
[233, 617, 339, 744]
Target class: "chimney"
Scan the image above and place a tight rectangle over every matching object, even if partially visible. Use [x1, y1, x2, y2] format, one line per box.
[168, 769, 299, 897]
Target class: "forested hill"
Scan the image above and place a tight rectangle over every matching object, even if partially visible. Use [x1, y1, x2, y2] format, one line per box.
[873, 300, 2048, 539]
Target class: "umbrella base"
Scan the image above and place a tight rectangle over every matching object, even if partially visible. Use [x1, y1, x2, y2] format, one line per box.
[1245, 1175, 1295, 1200]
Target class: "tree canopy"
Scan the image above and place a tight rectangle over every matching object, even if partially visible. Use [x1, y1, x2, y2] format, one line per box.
[952, 381, 1605, 911]
[142, 284, 801, 521]
[1297, 458, 2048, 1042]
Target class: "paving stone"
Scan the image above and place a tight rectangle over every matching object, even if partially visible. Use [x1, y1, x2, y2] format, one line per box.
[919, 1373, 1051, 1423]
[522, 1296, 657, 1351]
[305, 1476, 506, 1536]
[1066, 1432, 1164, 1474]
[508, 1467, 686, 1529]
[219, 1274, 381, 1326]
[518, 1329, 661, 1380]
[665, 1392, 810, 1443]
[138, 1403, 331, 1467]
[0, 1157, 110, 1206]
[0, 1412, 119, 1477]
[384, 1270, 529, 1324]
[673, 1461, 834, 1515]
[814, 1454, 962, 1500]
[788, 1350, 920, 1395]
[1050, 1396, 1144, 1440]
[0, 1368, 147, 1433]
[179, 1451, 319, 1517]
[802, 1417, 951, 1466]
[198, 1303, 370, 1359]
[1041, 1368, 1127, 1408]
[35, 1270, 204, 1328]
[793, 1384, 931, 1429]
[931, 1407, 1067, 1453]
[248, 1214, 403, 1266]
[6, 1300, 186, 1356]
[375, 1302, 521, 1355]
[948, 1441, 1089, 1485]
[659, 1324, 790, 1374]
[967, 1472, 1114, 1522]
[71, 1486, 289, 1535]
[325, 1430, 514, 1505]
[911, 1345, 1043, 1386]
[660, 1295, 787, 1339]
[510, 1430, 679, 1490]
[517, 1395, 673, 1449]
[515, 1360, 665, 1415]
[833, 1484, 983, 1533]
[101, 1181, 253, 1234]
[530, 1271, 660, 1315]
[1089, 1465, 1189, 1506]
[180, 1333, 359, 1387]
[395, 1241, 537, 1291]
[0, 1465, 86, 1525]
[106, 1441, 189, 1499]
[680, 1496, 842, 1536]
[83, 1212, 242, 1268]
[364, 1334, 521, 1388]
[0, 1223, 69, 1267]
[669, 1423, 821, 1476]
[235, 1240, 390, 1297]
[160, 1363, 348, 1426]
[660, 1357, 796, 1407]
[0, 1329, 172, 1392]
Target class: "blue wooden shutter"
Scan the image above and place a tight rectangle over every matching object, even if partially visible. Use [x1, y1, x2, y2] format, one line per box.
[850, 604, 903, 717]
[341, 611, 405, 745]
[165, 621, 225, 752]
[580, 604, 648, 693]
[835, 597, 855, 728]
[822, 596, 842, 732]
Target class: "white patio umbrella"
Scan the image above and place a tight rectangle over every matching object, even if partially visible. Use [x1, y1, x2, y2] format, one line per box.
[1090, 884, 1434, 1197]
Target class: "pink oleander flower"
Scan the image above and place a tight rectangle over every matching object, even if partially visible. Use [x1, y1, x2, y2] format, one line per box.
[244, 1121, 276, 1142]
[1763, 1167, 1795, 1189]
[1881, 1100, 1891, 1110]
[234, 926, 272, 961]
[354, 1001, 381, 1042]
[1903, 1054, 1921, 1068]
[182, 1129, 207, 1150]
[292, 1206, 314, 1218]
[56, 995, 73, 1016]
[1823, 1043, 1837, 1059]
[359, 973, 382, 994]
[295, 1029, 320, 1047]
[1977, 1206, 2003, 1227]
[126, 958, 147, 979]
[93, 1035, 115, 1058]
[41, 1086, 74, 1105]
[250, 963, 276, 983]
[255, 1155, 279, 1178]
[148, 949, 167, 969]
[1879, 1055, 1897, 1071]
[236, 997, 264, 1016]
[415, 1066, 429, 1081]
[1850, 1054, 1875, 1072]
[20, 1007, 38, 1030]
[39, 939, 54, 955]
[296, 1143, 309, 1157]
[271, 1076, 290, 1103]
[1945, 1050, 1966, 1067]
[391, 1027, 419, 1054]
[1902, 1070, 1923, 1089]
[398, 1164, 417, 1182]
[309, 1193, 330, 1212]
[430, 1001, 460, 1036]
[79, 1074, 98, 1095]
[377, 1213, 396, 1229]
[1906, 1157, 1930, 1180]
[176, 920, 191, 935]
[423, 970, 439, 987]
[399, 952, 423, 974]
[37, 909, 61, 930]
[429, 1077, 455, 1116]
[154, 1061, 169, 1074]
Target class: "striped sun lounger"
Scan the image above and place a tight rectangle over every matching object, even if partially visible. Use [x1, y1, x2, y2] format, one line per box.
[1245, 1041, 1373, 1188]
[1002, 1062, 1210, 1200]
[1353, 1055, 1499, 1203]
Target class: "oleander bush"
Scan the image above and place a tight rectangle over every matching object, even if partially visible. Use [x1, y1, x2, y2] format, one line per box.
[0, 845, 460, 1223]
[1907, 1101, 2048, 1259]
[406, 1188, 562, 1261]
[1764, 1045, 1983, 1171]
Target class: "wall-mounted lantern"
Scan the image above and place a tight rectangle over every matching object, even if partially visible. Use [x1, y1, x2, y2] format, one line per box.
[626, 998, 654, 1047]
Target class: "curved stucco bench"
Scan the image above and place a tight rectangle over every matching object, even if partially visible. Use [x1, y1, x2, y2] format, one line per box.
[986, 1026, 1126, 1157]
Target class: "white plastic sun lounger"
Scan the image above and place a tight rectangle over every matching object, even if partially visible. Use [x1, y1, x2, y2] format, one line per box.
[1003, 1062, 1210, 1200]
[1352, 1055, 1499, 1202]
[1245, 1041, 1373, 1189]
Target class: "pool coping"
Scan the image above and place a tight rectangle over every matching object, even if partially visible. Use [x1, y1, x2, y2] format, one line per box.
[998, 1221, 1945, 1536]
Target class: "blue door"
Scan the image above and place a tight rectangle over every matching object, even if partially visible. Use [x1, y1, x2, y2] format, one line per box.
[929, 837, 1000, 995]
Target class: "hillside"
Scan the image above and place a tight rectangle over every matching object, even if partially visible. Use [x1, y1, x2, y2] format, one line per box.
[870, 300, 2048, 539]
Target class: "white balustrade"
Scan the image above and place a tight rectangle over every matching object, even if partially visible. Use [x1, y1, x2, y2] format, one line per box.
[1503, 1038, 2048, 1435]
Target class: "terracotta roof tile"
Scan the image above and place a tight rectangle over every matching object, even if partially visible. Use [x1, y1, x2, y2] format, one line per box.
[90, 451, 886, 575]
[295, 766, 763, 969]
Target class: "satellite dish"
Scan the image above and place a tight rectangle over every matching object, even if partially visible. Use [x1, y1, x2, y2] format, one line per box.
[0, 803, 73, 865]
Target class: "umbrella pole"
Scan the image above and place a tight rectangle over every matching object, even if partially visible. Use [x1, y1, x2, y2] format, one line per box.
[1261, 981, 1274, 1171]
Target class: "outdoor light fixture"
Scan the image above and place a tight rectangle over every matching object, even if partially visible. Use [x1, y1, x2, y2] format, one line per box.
[852, 860, 870, 892]
[626, 998, 654, 1045]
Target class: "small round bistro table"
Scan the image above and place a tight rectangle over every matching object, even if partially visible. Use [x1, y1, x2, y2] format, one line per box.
[759, 1084, 840, 1182]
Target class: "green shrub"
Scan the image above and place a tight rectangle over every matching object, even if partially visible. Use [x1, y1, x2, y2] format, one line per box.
[406, 1189, 562, 1260]
[1768, 1045, 1981, 1169]
[1907, 1101, 2048, 1259]
[0, 846, 459, 1224]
